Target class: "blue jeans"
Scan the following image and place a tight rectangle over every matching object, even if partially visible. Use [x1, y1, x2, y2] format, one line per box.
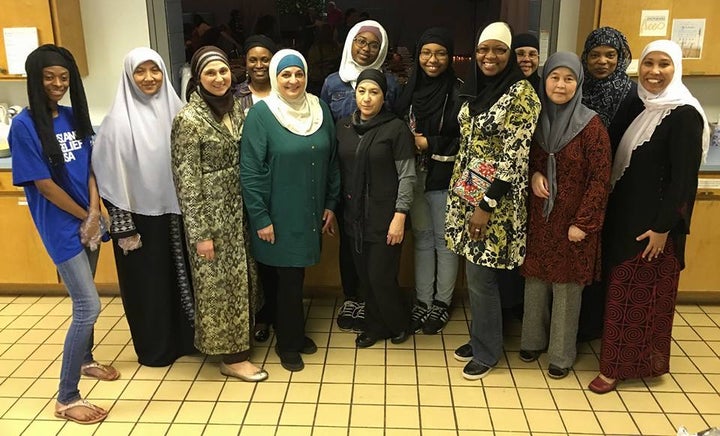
[410, 172, 458, 306]
[56, 248, 100, 404]
[465, 260, 503, 367]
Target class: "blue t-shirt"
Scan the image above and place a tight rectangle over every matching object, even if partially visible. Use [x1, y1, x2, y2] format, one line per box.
[8, 106, 91, 265]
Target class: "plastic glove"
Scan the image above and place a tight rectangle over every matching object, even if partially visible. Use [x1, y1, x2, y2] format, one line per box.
[80, 210, 102, 250]
[118, 234, 142, 255]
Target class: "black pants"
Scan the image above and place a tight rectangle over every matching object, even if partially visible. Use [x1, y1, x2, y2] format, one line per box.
[337, 201, 360, 300]
[352, 240, 409, 338]
[255, 262, 278, 326]
[264, 266, 306, 352]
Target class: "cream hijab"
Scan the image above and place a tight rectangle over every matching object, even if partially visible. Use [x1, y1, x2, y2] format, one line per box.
[612, 40, 710, 186]
[265, 49, 324, 136]
[93, 47, 184, 215]
[338, 20, 389, 88]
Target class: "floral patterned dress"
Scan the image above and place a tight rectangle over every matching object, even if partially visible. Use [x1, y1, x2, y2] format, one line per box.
[445, 80, 540, 269]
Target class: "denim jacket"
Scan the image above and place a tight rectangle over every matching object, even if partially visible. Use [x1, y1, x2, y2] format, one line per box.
[320, 71, 399, 121]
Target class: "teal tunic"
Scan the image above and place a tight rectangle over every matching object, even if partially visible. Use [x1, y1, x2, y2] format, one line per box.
[240, 99, 340, 267]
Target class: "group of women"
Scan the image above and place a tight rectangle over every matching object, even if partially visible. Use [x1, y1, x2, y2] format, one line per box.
[7, 16, 708, 423]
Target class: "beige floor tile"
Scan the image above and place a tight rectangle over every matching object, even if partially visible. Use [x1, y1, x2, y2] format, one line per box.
[28, 343, 63, 360]
[385, 349, 416, 366]
[184, 380, 224, 402]
[417, 366, 451, 386]
[23, 377, 59, 398]
[487, 408, 528, 432]
[385, 404, 419, 428]
[385, 384, 418, 405]
[203, 424, 243, 436]
[707, 374, 720, 392]
[3, 397, 49, 419]
[313, 428, 349, 436]
[354, 365, 385, 384]
[353, 383, 385, 404]
[207, 401, 248, 425]
[419, 406, 456, 430]
[413, 334, 444, 350]
[128, 423, 170, 435]
[386, 366, 418, 385]
[164, 362, 201, 380]
[677, 304, 704, 314]
[285, 382, 320, 403]
[131, 365, 169, 381]
[314, 404, 350, 427]
[595, 411, 640, 434]
[560, 410, 602, 434]
[386, 429, 425, 436]
[137, 399, 181, 423]
[103, 399, 148, 423]
[95, 422, 136, 435]
[0, 377, 34, 397]
[417, 385, 451, 407]
[279, 402, 316, 426]
[355, 348, 385, 365]
[477, 368, 515, 388]
[194, 362, 227, 382]
[666, 413, 711, 433]
[7, 316, 41, 329]
[707, 341, 720, 356]
[525, 409, 566, 433]
[677, 340, 717, 356]
[653, 391, 698, 413]
[244, 401, 282, 425]
[325, 348, 356, 365]
[290, 364, 324, 383]
[442, 320, 469, 335]
[166, 423, 205, 435]
[671, 341, 686, 356]
[151, 380, 192, 401]
[692, 356, 720, 373]
[306, 334, 331, 350]
[516, 387, 556, 410]
[239, 425, 277, 435]
[173, 400, 214, 424]
[631, 412, 676, 435]
[322, 364, 355, 383]
[17, 328, 54, 344]
[451, 386, 487, 408]
[90, 344, 124, 362]
[318, 383, 352, 404]
[350, 404, 384, 428]
[695, 327, 720, 341]
[619, 391, 662, 412]
[307, 304, 335, 319]
[348, 428, 383, 436]
[0, 316, 17, 330]
[454, 406, 492, 431]
[0, 419, 30, 436]
[252, 381, 288, 403]
[1, 343, 38, 360]
[415, 350, 447, 367]
[511, 368, 548, 388]
[672, 373, 716, 392]
[687, 392, 720, 414]
[119, 379, 161, 400]
[586, 390, 627, 412]
[114, 345, 141, 362]
[673, 326, 702, 340]
[681, 313, 716, 326]
[645, 373, 683, 392]
[328, 332, 357, 349]
[551, 389, 591, 410]
[0, 359, 24, 377]
[22, 419, 67, 436]
[8, 360, 52, 379]
[484, 387, 521, 408]
[276, 426, 313, 436]
[669, 355, 700, 373]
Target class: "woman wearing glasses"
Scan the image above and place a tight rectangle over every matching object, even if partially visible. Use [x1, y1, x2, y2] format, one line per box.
[511, 33, 540, 92]
[320, 19, 399, 332]
[394, 27, 462, 335]
[447, 22, 540, 380]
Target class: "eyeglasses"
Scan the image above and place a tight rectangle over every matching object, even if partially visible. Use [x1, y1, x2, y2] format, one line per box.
[515, 49, 539, 59]
[475, 46, 509, 56]
[419, 50, 449, 61]
[353, 37, 380, 52]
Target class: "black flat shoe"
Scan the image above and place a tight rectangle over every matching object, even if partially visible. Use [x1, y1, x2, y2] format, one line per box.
[519, 349, 541, 363]
[390, 330, 410, 344]
[548, 364, 570, 379]
[355, 333, 377, 348]
[253, 324, 270, 343]
[301, 337, 317, 354]
[275, 345, 304, 372]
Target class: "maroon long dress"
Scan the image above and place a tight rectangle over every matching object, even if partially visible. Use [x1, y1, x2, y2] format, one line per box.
[599, 105, 703, 380]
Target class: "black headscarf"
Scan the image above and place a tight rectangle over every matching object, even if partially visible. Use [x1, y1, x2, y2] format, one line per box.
[394, 27, 456, 123]
[511, 33, 541, 91]
[243, 34, 278, 55]
[356, 68, 387, 97]
[25, 44, 93, 168]
[460, 26, 525, 116]
[189, 46, 234, 120]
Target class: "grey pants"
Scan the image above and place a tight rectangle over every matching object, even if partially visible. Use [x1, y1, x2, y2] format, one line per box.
[520, 277, 583, 369]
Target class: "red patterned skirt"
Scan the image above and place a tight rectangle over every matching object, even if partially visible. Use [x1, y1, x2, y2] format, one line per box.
[599, 241, 681, 380]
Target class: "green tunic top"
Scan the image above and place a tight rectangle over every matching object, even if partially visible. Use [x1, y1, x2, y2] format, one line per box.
[446, 80, 540, 269]
[240, 99, 340, 267]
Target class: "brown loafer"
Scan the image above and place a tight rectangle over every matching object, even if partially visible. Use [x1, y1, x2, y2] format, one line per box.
[588, 375, 618, 394]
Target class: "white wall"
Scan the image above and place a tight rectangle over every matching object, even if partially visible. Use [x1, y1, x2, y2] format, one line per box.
[0, 0, 151, 125]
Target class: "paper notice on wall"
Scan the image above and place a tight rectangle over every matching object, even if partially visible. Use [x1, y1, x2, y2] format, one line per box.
[640, 10, 669, 37]
[539, 30, 550, 65]
[3, 27, 39, 75]
[671, 19, 705, 59]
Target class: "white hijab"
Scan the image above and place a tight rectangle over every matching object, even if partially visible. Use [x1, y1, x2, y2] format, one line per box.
[265, 49, 324, 136]
[612, 40, 710, 186]
[93, 47, 184, 215]
[338, 20, 389, 88]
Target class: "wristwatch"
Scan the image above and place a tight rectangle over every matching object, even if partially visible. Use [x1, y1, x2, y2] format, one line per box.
[483, 195, 498, 209]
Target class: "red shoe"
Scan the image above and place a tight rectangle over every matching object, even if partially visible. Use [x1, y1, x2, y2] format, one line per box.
[588, 375, 618, 394]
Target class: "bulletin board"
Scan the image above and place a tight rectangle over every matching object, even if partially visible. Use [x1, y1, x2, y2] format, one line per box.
[598, 0, 720, 75]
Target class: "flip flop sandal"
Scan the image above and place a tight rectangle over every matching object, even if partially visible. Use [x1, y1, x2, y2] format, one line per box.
[81, 361, 121, 381]
[54, 399, 108, 424]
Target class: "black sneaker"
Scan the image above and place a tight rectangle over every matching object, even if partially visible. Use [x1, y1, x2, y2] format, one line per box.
[351, 302, 366, 332]
[422, 301, 450, 335]
[410, 301, 430, 333]
[519, 349, 541, 363]
[462, 360, 492, 380]
[337, 299, 358, 331]
[453, 343, 473, 362]
[301, 337, 317, 354]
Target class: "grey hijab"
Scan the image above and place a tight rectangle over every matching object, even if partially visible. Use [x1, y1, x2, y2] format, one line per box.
[535, 51, 596, 217]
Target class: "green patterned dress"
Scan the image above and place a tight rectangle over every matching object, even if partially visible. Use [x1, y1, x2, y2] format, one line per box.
[445, 80, 540, 269]
[171, 93, 258, 355]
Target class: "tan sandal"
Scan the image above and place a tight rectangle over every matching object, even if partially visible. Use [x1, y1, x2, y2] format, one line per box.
[54, 399, 108, 424]
[81, 361, 120, 381]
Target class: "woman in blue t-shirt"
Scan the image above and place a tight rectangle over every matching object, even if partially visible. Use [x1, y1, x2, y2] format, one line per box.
[8, 45, 118, 424]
